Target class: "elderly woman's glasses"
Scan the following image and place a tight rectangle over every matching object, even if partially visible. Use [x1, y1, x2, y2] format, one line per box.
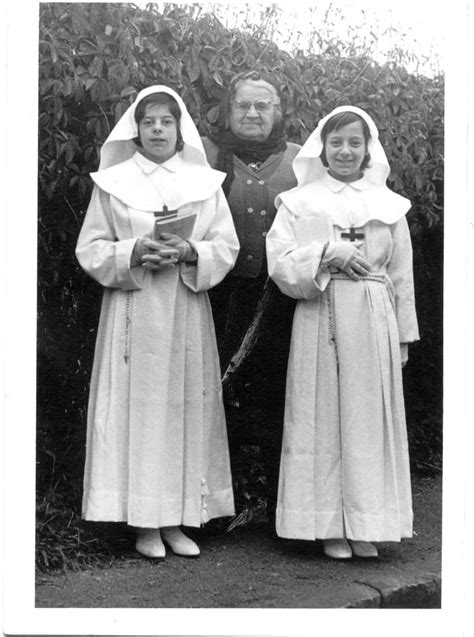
[233, 99, 278, 113]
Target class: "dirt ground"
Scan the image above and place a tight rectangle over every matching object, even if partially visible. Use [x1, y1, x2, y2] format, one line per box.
[35, 474, 441, 609]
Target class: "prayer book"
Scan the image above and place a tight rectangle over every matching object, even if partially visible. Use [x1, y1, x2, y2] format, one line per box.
[153, 211, 197, 241]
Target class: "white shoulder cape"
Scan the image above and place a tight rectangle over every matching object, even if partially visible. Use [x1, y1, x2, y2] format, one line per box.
[277, 176, 411, 228]
[91, 156, 226, 212]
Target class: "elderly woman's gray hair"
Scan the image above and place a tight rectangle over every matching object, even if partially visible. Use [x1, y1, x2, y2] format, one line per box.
[217, 70, 283, 131]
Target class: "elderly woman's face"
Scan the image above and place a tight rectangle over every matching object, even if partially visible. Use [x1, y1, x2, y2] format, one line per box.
[229, 80, 278, 142]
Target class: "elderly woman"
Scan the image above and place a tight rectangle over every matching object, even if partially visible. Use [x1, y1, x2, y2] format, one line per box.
[76, 86, 239, 559]
[202, 71, 300, 412]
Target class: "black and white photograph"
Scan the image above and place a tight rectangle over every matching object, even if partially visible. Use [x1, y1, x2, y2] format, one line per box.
[1, 0, 472, 634]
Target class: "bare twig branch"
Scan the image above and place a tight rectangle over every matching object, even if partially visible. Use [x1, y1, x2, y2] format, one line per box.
[221, 277, 275, 387]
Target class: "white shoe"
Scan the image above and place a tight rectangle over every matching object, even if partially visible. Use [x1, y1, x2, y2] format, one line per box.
[161, 526, 200, 557]
[349, 540, 378, 558]
[135, 528, 166, 559]
[323, 538, 352, 560]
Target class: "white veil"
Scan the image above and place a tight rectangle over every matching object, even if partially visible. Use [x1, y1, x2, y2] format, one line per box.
[98, 85, 209, 170]
[292, 105, 392, 188]
[90, 85, 225, 210]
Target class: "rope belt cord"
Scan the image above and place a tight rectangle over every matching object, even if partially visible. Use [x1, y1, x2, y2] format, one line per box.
[330, 271, 387, 284]
[124, 290, 132, 364]
[326, 281, 339, 365]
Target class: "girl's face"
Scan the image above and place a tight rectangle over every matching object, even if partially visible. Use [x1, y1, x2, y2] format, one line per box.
[138, 104, 178, 164]
[324, 120, 367, 182]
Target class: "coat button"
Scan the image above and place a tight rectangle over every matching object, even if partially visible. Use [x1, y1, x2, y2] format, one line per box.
[247, 207, 254, 213]
[262, 231, 267, 237]
[247, 254, 254, 261]
[246, 179, 253, 185]
[258, 180, 265, 185]
[260, 210, 267, 216]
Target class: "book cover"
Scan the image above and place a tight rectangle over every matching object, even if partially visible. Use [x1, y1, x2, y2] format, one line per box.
[153, 212, 197, 241]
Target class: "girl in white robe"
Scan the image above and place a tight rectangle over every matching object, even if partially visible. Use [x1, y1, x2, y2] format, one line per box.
[76, 86, 239, 559]
[266, 106, 419, 559]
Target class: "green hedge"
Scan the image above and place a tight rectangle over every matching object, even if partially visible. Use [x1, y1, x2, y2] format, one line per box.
[37, 2, 443, 571]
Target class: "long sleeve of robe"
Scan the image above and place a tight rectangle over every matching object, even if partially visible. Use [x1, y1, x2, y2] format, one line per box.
[266, 202, 331, 299]
[76, 157, 239, 528]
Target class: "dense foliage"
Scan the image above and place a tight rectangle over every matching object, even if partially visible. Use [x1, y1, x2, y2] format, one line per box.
[37, 2, 443, 571]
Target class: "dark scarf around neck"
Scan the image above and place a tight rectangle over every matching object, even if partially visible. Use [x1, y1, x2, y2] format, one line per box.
[210, 128, 288, 196]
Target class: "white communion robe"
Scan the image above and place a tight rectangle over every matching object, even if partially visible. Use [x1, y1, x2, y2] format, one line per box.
[76, 151, 239, 528]
[266, 173, 419, 541]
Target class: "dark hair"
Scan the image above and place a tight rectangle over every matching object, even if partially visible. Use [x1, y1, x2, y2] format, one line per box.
[320, 111, 371, 170]
[218, 70, 284, 134]
[133, 92, 184, 151]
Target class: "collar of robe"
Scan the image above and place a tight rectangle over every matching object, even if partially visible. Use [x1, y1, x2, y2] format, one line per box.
[325, 172, 369, 192]
[90, 151, 226, 211]
[276, 171, 411, 228]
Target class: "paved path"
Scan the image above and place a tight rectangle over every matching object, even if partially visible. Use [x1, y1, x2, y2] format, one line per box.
[35, 475, 441, 609]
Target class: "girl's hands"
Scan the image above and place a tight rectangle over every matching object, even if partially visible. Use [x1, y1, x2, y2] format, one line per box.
[158, 233, 197, 263]
[130, 232, 197, 270]
[131, 233, 179, 270]
[323, 240, 371, 281]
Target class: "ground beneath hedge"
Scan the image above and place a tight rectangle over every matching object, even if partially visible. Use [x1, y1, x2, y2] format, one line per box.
[35, 474, 441, 609]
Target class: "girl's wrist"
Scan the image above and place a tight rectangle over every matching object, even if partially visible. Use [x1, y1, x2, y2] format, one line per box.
[184, 241, 198, 263]
[130, 239, 143, 267]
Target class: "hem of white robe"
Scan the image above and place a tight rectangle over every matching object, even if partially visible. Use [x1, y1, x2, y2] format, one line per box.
[275, 506, 413, 542]
[82, 487, 235, 528]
